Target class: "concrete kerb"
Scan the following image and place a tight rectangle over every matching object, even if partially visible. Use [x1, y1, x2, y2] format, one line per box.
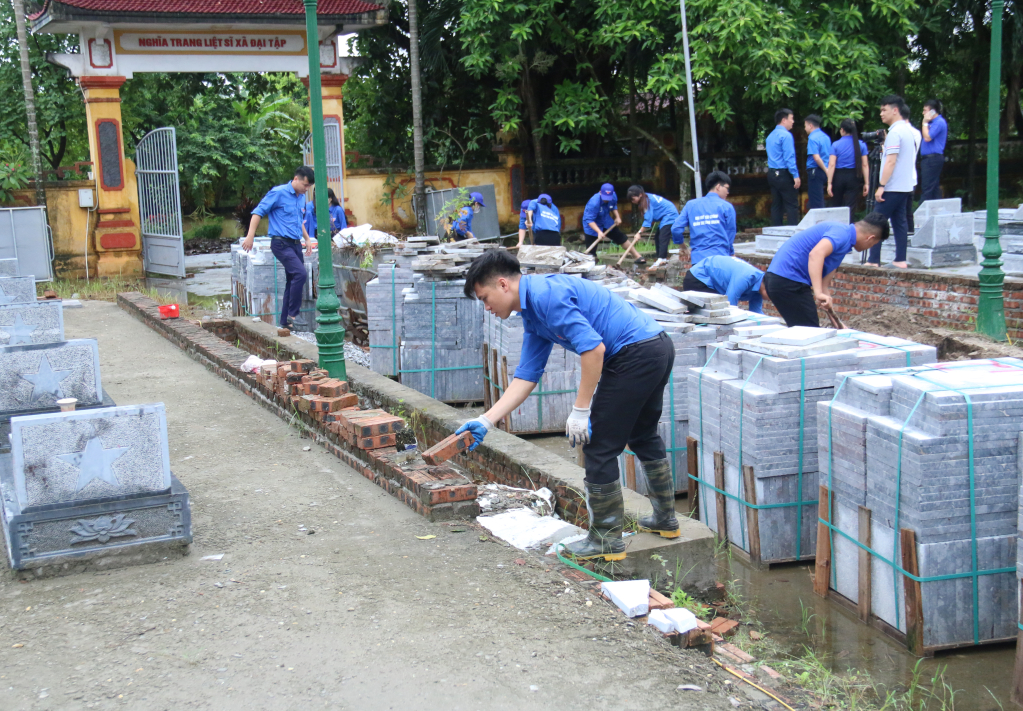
[117, 293, 716, 593]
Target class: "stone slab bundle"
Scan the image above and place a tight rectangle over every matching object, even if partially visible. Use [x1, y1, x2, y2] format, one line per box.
[689, 326, 937, 565]
[0, 403, 191, 572]
[366, 265, 415, 376]
[231, 239, 319, 331]
[819, 358, 1023, 650]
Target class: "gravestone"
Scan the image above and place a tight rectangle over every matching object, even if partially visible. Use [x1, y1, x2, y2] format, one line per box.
[1, 403, 191, 573]
[0, 276, 36, 305]
[796, 207, 850, 229]
[0, 340, 103, 415]
[0, 258, 18, 277]
[911, 213, 974, 248]
[0, 301, 64, 346]
[914, 198, 962, 223]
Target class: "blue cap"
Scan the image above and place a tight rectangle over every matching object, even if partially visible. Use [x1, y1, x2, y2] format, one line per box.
[470, 191, 486, 207]
[521, 200, 532, 209]
[599, 183, 615, 201]
[538, 193, 552, 203]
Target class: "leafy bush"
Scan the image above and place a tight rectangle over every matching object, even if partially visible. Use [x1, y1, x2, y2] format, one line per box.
[0, 157, 32, 205]
[186, 217, 224, 241]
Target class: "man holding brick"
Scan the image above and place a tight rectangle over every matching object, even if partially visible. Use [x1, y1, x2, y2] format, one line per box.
[457, 251, 681, 562]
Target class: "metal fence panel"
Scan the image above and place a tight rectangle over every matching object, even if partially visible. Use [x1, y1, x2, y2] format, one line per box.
[424, 184, 499, 240]
[136, 127, 185, 278]
[0, 207, 53, 282]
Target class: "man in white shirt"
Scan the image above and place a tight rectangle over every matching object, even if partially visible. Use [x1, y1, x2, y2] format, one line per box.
[866, 95, 918, 268]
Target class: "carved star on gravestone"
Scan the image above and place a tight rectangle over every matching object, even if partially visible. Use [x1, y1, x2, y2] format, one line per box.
[59, 436, 129, 493]
[947, 221, 962, 245]
[1, 313, 39, 345]
[20, 353, 74, 403]
[0, 283, 16, 305]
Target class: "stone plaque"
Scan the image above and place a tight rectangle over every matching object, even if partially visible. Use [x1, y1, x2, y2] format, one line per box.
[0, 258, 19, 277]
[911, 213, 974, 248]
[0, 301, 64, 346]
[0, 276, 38, 305]
[0, 339, 103, 414]
[11, 403, 172, 511]
[97, 120, 123, 189]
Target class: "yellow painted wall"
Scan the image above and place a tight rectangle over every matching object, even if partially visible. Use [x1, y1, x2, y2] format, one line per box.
[11, 181, 98, 280]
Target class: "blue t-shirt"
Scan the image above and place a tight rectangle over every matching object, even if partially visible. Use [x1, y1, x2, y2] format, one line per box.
[253, 182, 307, 240]
[767, 222, 857, 286]
[806, 129, 833, 169]
[689, 255, 765, 313]
[513, 274, 662, 383]
[582, 193, 618, 236]
[830, 136, 869, 170]
[766, 125, 798, 178]
[529, 200, 561, 232]
[519, 201, 531, 230]
[305, 203, 348, 237]
[642, 193, 681, 229]
[671, 193, 736, 265]
[921, 115, 947, 156]
[453, 206, 474, 236]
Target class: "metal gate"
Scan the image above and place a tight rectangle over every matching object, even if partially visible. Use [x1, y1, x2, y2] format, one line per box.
[303, 117, 345, 216]
[136, 127, 185, 278]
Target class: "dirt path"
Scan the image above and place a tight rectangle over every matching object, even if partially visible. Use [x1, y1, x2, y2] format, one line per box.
[0, 301, 746, 711]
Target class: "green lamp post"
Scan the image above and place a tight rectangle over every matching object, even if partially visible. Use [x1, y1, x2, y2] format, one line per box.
[304, 0, 347, 379]
[977, 0, 1007, 341]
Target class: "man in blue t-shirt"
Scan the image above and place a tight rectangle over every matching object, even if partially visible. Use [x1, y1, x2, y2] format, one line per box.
[583, 183, 644, 262]
[672, 171, 736, 265]
[766, 108, 800, 226]
[450, 191, 486, 241]
[455, 251, 679, 562]
[920, 99, 948, 202]
[684, 255, 769, 314]
[804, 114, 832, 211]
[765, 213, 889, 327]
[515, 199, 532, 248]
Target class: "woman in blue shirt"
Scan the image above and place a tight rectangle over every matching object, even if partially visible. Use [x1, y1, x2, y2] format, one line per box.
[526, 194, 562, 246]
[625, 185, 680, 264]
[304, 187, 347, 239]
[826, 119, 869, 214]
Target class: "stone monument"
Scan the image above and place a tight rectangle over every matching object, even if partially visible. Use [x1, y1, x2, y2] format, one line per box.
[0, 301, 64, 346]
[0, 276, 37, 305]
[0, 259, 18, 277]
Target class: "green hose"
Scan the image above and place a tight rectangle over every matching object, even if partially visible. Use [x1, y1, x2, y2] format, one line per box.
[555, 543, 613, 582]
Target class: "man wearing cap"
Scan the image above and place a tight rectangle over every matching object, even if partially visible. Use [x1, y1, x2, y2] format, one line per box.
[583, 183, 644, 263]
[454, 250, 680, 563]
[515, 199, 532, 248]
[451, 191, 486, 241]
[683, 255, 769, 314]
[526, 193, 562, 246]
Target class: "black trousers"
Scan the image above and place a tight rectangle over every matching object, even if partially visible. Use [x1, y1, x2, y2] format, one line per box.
[763, 272, 819, 327]
[920, 153, 944, 202]
[768, 169, 799, 226]
[269, 236, 307, 327]
[654, 224, 672, 259]
[533, 229, 561, 246]
[831, 168, 860, 213]
[868, 190, 911, 263]
[807, 167, 827, 210]
[682, 270, 716, 293]
[584, 226, 628, 251]
[584, 332, 674, 485]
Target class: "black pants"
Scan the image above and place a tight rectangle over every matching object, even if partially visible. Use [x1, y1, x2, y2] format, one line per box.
[270, 236, 307, 327]
[868, 190, 911, 263]
[584, 226, 627, 251]
[763, 272, 819, 327]
[533, 229, 561, 246]
[831, 168, 861, 214]
[920, 153, 944, 202]
[682, 270, 716, 293]
[584, 332, 674, 485]
[807, 167, 827, 210]
[768, 169, 799, 226]
[654, 224, 672, 259]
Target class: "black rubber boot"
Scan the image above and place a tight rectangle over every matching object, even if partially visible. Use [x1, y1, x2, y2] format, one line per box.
[565, 481, 626, 561]
[637, 459, 681, 538]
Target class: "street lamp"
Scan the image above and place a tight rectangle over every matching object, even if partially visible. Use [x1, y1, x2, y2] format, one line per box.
[304, 0, 347, 379]
[977, 0, 1007, 341]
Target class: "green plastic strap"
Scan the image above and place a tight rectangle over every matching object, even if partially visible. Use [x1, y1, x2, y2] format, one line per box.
[837, 330, 914, 367]
[735, 356, 765, 552]
[695, 347, 721, 524]
[796, 358, 806, 559]
[556, 543, 612, 582]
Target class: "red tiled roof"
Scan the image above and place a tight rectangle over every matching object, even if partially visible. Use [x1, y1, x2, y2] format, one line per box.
[31, 0, 383, 21]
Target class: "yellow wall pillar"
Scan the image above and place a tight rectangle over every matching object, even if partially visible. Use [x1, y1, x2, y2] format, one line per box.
[81, 76, 143, 277]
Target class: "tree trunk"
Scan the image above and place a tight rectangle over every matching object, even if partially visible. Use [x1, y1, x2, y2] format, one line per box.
[628, 49, 639, 184]
[966, 57, 983, 208]
[522, 65, 547, 193]
[406, 0, 426, 233]
[11, 0, 45, 208]
[1004, 64, 1022, 138]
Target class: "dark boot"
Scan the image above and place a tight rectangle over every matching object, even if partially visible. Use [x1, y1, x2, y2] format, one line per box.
[565, 481, 626, 561]
[637, 459, 681, 538]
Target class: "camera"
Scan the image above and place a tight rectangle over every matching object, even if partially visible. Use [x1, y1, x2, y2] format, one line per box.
[861, 130, 886, 143]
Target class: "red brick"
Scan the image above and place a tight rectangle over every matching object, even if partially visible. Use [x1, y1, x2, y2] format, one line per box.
[291, 359, 315, 373]
[421, 430, 475, 465]
[649, 589, 674, 611]
[710, 618, 739, 637]
[357, 433, 397, 450]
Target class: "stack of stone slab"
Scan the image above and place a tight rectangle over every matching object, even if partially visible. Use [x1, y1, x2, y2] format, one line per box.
[689, 326, 937, 565]
[754, 207, 851, 256]
[874, 198, 976, 268]
[820, 358, 1022, 650]
[231, 238, 319, 330]
[971, 203, 1023, 275]
[366, 263, 415, 376]
[1, 403, 191, 573]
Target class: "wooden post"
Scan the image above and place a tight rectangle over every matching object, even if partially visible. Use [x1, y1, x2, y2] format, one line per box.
[624, 453, 637, 491]
[742, 464, 760, 566]
[713, 451, 727, 543]
[490, 347, 501, 412]
[858, 505, 872, 623]
[1010, 581, 1023, 706]
[901, 528, 925, 656]
[813, 484, 832, 598]
[686, 436, 699, 517]
[500, 356, 512, 433]
[482, 343, 492, 411]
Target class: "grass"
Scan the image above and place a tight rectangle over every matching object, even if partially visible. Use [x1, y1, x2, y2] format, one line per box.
[40, 278, 201, 318]
[600, 239, 656, 254]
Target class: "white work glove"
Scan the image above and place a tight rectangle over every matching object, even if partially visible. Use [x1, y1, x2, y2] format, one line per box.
[565, 406, 592, 448]
[456, 415, 493, 451]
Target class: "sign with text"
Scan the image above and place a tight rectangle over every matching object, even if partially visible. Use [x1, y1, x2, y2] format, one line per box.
[115, 30, 307, 55]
